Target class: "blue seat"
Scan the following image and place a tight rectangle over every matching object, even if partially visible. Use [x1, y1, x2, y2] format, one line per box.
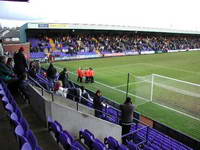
[104, 136, 119, 149]
[21, 143, 32, 150]
[5, 103, 14, 114]
[92, 139, 107, 150]
[79, 129, 95, 148]
[48, 120, 63, 143]
[10, 112, 20, 128]
[20, 117, 29, 132]
[26, 130, 40, 150]
[15, 125, 28, 148]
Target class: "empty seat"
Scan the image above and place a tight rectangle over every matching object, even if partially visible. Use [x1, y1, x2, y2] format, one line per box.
[48, 120, 63, 143]
[79, 129, 95, 148]
[104, 136, 128, 150]
[92, 139, 107, 150]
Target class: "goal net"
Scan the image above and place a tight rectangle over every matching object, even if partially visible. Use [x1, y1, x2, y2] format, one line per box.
[135, 74, 200, 119]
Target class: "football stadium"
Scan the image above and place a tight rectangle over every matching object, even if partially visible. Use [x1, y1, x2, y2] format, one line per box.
[1, 1, 200, 150]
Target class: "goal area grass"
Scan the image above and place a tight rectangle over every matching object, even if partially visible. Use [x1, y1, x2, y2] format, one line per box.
[42, 51, 200, 140]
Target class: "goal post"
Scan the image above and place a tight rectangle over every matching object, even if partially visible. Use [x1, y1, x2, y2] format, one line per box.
[135, 74, 200, 120]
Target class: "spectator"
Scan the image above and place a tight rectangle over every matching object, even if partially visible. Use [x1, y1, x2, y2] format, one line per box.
[54, 80, 68, 97]
[80, 86, 93, 102]
[13, 47, 28, 78]
[93, 90, 104, 118]
[58, 68, 69, 88]
[46, 63, 57, 88]
[34, 60, 41, 73]
[6, 57, 14, 73]
[18, 72, 31, 102]
[0, 56, 16, 82]
[120, 97, 135, 144]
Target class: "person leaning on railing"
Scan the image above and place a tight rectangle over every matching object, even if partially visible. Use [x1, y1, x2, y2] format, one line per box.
[120, 97, 135, 144]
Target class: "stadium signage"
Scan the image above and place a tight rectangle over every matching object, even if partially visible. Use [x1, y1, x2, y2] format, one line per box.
[168, 50, 187, 53]
[49, 24, 68, 28]
[38, 24, 49, 28]
[104, 53, 125, 57]
[141, 51, 155, 54]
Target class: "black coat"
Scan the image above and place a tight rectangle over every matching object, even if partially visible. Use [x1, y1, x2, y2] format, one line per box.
[93, 95, 103, 111]
[14, 52, 27, 75]
[58, 71, 69, 88]
[46, 65, 57, 80]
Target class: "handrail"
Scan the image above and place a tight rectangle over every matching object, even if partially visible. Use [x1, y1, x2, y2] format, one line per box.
[28, 76, 117, 122]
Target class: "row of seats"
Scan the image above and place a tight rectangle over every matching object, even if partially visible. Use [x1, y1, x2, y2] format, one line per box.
[131, 124, 193, 150]
[0, 81, 42, 150]
[48, 119, 128, 150]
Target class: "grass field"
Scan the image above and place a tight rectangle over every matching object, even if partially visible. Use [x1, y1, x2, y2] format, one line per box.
[43, 51, 200, 140]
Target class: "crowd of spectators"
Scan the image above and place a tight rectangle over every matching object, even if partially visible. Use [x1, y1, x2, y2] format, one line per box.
[29, 32, 200, 54]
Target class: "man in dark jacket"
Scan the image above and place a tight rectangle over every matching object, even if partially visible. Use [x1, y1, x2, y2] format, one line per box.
[14, 47, 28, 78]
[46, 63, 57, 89]
[120, 97, 135, 144]
[93, 90, 104, 118]
[58, 68, 69, 88]
[46, 63, 57, 80]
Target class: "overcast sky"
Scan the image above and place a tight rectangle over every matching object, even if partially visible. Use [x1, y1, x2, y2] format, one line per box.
[0, 0, 200, 31]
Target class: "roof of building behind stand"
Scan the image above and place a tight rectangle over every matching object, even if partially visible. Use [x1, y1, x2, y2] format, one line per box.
[3, 29, 20, 38]
[22, 22, 200, 35]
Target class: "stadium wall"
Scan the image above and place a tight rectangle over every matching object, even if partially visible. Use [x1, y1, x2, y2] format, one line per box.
[28, 84, 122, 142]
[51, 102, 121, 142]
[3, 43, 30, 58]
[32, 48, 200, 63]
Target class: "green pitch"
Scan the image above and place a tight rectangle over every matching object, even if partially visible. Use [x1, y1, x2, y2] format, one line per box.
[43, 51, 200, 140]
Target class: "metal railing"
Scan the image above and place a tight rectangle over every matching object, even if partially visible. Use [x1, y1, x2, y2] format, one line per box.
[28, 76, 121, 124]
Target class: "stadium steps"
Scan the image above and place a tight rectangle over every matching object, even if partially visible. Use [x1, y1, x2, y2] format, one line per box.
[0, 100, 19, 150]
[12, 93, 62, 150]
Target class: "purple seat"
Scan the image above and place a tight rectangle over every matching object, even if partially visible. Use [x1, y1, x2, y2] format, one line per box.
[126, 141, 137, 150]
[10, 112, 20, 128]
[79, 129, 95, 148]
[1, 96, 9, 108]
[72, 141, 85, 150]
[48, 120, 63, 143]
[15, 125, 28, 148]
[59, 130, 85, 150]
[150, 143, 161, 150]
[26, 130, 39, 150]
[104, 136, 119, 149]
[59, 131, 70, 149]
[5, 103, 14, 114]
[104, 136, 128, 150]
[118, 144, 129, 150]
[15, 107, 22, 120]
[20, 117, 29, 132]
[21, 143, 32, 150]
[92, 139, 107, 150]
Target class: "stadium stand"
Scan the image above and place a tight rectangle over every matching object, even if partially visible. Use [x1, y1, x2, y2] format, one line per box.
[28, 33, 200, 60]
